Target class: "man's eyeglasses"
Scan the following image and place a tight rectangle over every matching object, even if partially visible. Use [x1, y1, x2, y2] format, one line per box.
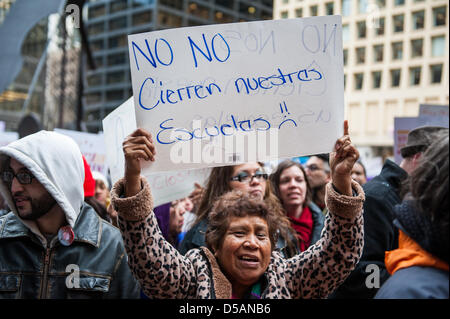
[230, 171, 268, 183]
[1, 171, 35, 185]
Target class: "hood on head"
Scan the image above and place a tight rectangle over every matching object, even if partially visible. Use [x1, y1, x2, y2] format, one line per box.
[0, 131, 85, 241]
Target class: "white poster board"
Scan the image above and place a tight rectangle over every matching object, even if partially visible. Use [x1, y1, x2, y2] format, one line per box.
[128, 16, 344, 174]
[54, 128, 109, 177]
[0, 121, 5, 132]
[102, 98, 210, 207]
[0, 132, 18, 147]
[393, 116, 449, 164]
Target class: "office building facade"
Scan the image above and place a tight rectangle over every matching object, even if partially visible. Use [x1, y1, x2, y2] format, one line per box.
[83, 0, 273, 132]
[274, 0, 448, 152]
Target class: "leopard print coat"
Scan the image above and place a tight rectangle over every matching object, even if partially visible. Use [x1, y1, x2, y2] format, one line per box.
[111, 178, 365, 299]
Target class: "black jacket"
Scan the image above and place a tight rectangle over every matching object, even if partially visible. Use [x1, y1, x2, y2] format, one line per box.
[329, 159, 408, 299]
[0, 204, 140, 299]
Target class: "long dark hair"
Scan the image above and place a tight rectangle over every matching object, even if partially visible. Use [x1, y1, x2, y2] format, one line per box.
[408, 133, 448, 226]
[269, 160, 312, 209]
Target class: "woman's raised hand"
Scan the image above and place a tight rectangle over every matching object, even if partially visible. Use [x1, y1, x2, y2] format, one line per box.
[329, 120, 359, 196]
[123, 128, 155, 197]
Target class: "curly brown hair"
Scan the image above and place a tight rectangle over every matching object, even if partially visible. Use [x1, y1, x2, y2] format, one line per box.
[205, 190, 279, 252]
[194, 163, 299, 257]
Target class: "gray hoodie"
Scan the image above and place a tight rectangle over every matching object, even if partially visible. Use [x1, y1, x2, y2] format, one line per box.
[0, 130, 84, 245]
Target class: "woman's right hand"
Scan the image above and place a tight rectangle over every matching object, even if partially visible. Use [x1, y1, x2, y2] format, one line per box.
[123, 128, 155, 197]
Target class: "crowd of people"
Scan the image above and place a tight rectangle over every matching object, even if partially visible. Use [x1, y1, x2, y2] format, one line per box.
[0, 122, 448, 299]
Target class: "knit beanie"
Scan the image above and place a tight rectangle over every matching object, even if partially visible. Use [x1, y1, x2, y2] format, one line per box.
[82, 156, 95, 197]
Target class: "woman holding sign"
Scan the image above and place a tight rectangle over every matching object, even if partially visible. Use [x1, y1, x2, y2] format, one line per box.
[178, 162, 300, 258]
[111, 121, 365, 298]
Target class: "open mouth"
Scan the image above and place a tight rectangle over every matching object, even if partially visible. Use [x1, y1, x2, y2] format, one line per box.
[238, 255, 260, 267]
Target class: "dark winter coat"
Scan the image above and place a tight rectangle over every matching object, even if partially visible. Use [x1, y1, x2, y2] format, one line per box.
[329, 159, 408, 299]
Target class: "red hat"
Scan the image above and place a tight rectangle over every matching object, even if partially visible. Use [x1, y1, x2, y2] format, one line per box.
[82, 155, 95, 197]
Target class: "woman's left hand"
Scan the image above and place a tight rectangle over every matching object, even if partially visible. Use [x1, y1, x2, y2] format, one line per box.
[329, 120, 359, 196]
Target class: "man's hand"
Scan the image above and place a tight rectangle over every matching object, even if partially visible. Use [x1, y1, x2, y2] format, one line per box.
[329, 120, 359, 196]
[123, 128, 155, 197]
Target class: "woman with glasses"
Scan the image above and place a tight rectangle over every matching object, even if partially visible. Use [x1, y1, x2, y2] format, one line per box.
[178, 161, 300, 258]
[270, 160, 325, 252]
[111, 121, 365, 299]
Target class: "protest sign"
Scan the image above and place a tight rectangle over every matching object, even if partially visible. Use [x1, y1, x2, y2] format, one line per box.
[102, 97, 210, 207]
[418, 104, 449, 118]
[128, 16, 344, 174]
[0, 131, 18, 147]
[102, 97, 137, 184]
[393, 116, 449, 164]
[54, 128, 109, 177]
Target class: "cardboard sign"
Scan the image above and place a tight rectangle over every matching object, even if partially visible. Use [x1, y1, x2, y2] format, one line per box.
[128, 16, 344, 174]
[393, 116, 449, 164]
[418, 104, 449, 118]
[54, 128, 109, 177]
[102, 97, 210, 207]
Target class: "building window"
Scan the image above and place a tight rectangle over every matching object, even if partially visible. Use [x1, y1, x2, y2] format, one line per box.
[411, 39, 423, 57]
[214, 11, 234, 23]
[376, 0, 385, 8]
[310, 5, 318, 16]
[376, 17, 385, 36]
[343, 24, 350, 43]
[110, 0, 128, 13]
[358, 0, 367, 14]
[160, 0, 183, 10]
[132, 11, 152, 27]
[106, 90, 124, 102]
[409, 67, 421, 86]
[159, 11, 182, 27]
[108, 34, 127, 49]
[93, 56, 103, 68]
[357, 21, 366, 38]
[394, 0, 405, 6]
[91, 39, 104, 52]
[326, 2, 334, 15]
[85, 92, 101, 104]
[392, 42, 403, 60]
[295, 8, 303, 17]
[107, 52, 126, 66]
[106, 71, 125, 84]
[341, 0, 351, 16]
[343, 49, 348, 66]
[87, 74, 102, 86]
[109, 16, 127, 30]
[412, 11, 425, 30]
[373, 44, 383, 62]
[433, 6, 446, 27]
[393, 14, 404, 33]
[354, 73, 364, 90]
[280, 11, 288, 19]
[88, 22, 104, 36]
[390, 69, 401, 87]
[356, 47, 365, 64]
[430, 64, 443, 84]
[372, 71, 382, 89]
[344, 74, 347, 90]
[188, 2, 209, 20]
[432, 36, 446, 57]
[88, 5, 106, 19]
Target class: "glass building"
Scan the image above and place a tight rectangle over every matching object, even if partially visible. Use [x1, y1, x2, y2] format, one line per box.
[83, 0, 273, 132]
